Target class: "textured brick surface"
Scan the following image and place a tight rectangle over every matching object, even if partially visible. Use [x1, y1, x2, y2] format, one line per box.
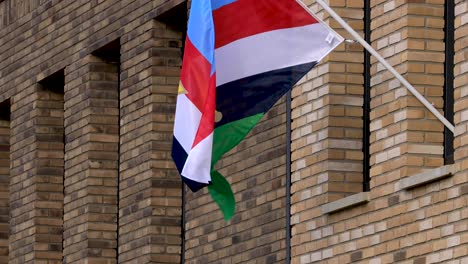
[291, 0, 365, 211]
[118, 19, 183, 263]
[289, 0, 467, 263]
[0, 0, 466, 264]
[453, 1, 468, 262]
[0, 118, 9, 263]
[35, 83, 64, 263]
[290, 0, 365, 260]
[64, 56, 119, 263]
[369, 0, 445, 188]
[183, 0, 287, 262]
[184, 96, 289, 264]
[1, 0, 185, 263]
[9, 82, 65, 263]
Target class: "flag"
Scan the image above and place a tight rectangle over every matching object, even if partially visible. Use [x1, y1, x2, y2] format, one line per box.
[172, 0, 343, 220]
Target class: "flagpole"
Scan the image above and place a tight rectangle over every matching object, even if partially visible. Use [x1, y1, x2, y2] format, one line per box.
[300, 0, 455, 133]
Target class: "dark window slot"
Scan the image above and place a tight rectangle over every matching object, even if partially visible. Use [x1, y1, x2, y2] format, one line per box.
[363, 0, 371, 192]
[444, 0, 455, 165]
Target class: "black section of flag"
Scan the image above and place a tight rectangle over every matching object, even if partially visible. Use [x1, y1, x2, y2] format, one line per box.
[172, 137, 209, 192]
[215, 62, 318, 128]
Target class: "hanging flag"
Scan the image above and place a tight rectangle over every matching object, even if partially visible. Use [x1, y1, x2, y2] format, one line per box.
[172, 0, 343, 220]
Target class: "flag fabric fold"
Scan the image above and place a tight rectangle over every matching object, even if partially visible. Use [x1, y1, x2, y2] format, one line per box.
[172, 0, 344, 220]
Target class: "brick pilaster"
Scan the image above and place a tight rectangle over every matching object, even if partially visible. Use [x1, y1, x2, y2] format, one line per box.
[452, 0, 468, 258]
[63, 56, 119, 263]
[290, 0, 363, 261]
[0, 118, 9, 263]
[34, 85, 64, 262]
[118, 19, 182, 263]
[9, 87, 37, 263]
[453, 2, 468, 184]
[9, 88, 35, 264]
[9, 84, 64, 264]
[454, 0, 468, 160]
[369, 0, 445, 192]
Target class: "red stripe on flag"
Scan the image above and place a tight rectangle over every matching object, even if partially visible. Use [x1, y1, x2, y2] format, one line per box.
[213, 0, 318, 48]
[180, 37, 213, 112]
[192, 73, 216, 148]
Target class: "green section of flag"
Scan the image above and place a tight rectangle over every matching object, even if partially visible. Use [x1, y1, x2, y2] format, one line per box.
[212, 113, 264, 166]
[208, 170, 235, 221]
[210, 114, 264, 221]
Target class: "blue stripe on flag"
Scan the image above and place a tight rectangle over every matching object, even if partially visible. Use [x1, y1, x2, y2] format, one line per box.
[211, 0, 237, 11]
[187, 0, 215, 66]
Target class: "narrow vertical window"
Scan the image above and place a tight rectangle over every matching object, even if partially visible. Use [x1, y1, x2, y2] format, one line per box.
[444, 0, 455, 164]
[363, 0, 371, 191]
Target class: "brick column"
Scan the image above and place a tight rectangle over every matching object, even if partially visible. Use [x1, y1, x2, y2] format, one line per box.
[369, 0, 445, 191]
[290, 1, 363, 262]
[0, 118, 9, 263]
[9, 90, 35, 264]
[34, 85, 65, 262]
[452, 0, 468, 260]
[454, 2, 468, 191]
[9, 84, 64, 263]
[118, 20, 182, 263]
[63, 57, 119, 263]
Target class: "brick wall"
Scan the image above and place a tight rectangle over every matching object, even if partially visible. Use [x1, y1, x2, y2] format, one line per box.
[370, 0, 445, 187]
[453, 0, 468, 234]
[290, 0, 364, 261]
[289, 0, 467, 263]
[64, 56, 119, 263]
[0, 1, 7, 28]
[9, 83, 65, 263]
[8, 81, 64, 263]
[1, 0, 186, 263]
[184, 99, 288, 264]
[119, 19, 183, 263]
[183, 1, 288, 262]
[454, 0, 468, 159]
[0, 113, 9, 263]
[0, 0, 466, 263]
[35, 80, 64, 262]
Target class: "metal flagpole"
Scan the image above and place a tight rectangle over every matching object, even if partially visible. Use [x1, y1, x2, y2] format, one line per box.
[298, 0, 455, 133]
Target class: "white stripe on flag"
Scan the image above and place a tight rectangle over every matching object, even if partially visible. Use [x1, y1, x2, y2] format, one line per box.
[182, 132, 213, 184]
[173, 94, 202, 153]
[215, 23, 343, 86]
